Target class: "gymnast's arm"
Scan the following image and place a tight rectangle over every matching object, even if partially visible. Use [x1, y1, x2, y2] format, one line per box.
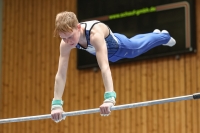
[90, 26, 115, 115]
[90, 28, 114, 93]
[51, 40, 71, 122]
[54, 40, 71, 100]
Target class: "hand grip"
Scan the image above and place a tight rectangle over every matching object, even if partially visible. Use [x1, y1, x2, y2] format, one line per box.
[193, 93, 200, 99]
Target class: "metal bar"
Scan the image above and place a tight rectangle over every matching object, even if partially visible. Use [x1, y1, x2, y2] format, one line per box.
[0, 0, 3, 121]
[0, 93, 200, 124]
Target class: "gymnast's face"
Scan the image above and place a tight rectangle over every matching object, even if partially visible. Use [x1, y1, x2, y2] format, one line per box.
[59, 24, 81, 47]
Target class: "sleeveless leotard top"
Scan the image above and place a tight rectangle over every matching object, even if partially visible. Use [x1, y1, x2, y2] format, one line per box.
[76, 20, 119, 58]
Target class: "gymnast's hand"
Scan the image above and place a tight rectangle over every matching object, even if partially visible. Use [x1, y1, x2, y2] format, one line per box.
[99, 102, 114, 116]
[51, 108, 66, 123]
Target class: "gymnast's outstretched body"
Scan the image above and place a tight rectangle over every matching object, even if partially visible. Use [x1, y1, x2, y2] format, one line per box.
[51, 11, 176, 123]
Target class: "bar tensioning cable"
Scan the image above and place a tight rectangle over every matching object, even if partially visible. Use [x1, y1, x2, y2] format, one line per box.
[0, 93, 200, 124]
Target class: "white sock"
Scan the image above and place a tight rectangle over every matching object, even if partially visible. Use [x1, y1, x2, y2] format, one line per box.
[161, 30, 176, 47]
[161, 30, 169, 33]
[163, 37, 176, 47]
[153, 29, 161, 33]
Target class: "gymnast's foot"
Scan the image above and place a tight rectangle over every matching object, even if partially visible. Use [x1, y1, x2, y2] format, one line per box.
[161, 30, 176, 47]
[153, 29, 161, 33]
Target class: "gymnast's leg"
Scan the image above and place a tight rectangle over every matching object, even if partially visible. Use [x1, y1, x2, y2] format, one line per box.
[129, 29, 176, 51]
[112, 29, 176, 61]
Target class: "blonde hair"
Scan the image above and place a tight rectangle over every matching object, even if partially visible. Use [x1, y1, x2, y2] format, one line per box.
[54, 11, 79, 36]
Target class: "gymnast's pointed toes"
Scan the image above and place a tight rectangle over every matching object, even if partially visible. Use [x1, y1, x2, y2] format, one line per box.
[163, 37, 176, 47]
[161, 30, 169, 33]
[153, 29, 161, 33]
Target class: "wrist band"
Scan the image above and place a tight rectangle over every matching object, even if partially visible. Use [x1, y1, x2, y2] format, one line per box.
[104, 91, 116, 100]
[52, 99, 64, 106]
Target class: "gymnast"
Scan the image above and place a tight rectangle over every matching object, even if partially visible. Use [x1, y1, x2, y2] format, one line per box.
[51, 11, 176, 123]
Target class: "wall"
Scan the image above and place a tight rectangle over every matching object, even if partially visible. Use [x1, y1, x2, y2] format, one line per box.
[0, 0, 199, 133]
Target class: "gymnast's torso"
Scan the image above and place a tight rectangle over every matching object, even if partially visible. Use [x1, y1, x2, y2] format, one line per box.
[76, 20, 120, 60]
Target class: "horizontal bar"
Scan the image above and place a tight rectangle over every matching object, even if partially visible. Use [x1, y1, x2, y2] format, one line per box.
[0, 93, 200, 124]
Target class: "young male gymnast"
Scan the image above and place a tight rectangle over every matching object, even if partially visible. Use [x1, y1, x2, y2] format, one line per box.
[51, 11, 176, 123]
